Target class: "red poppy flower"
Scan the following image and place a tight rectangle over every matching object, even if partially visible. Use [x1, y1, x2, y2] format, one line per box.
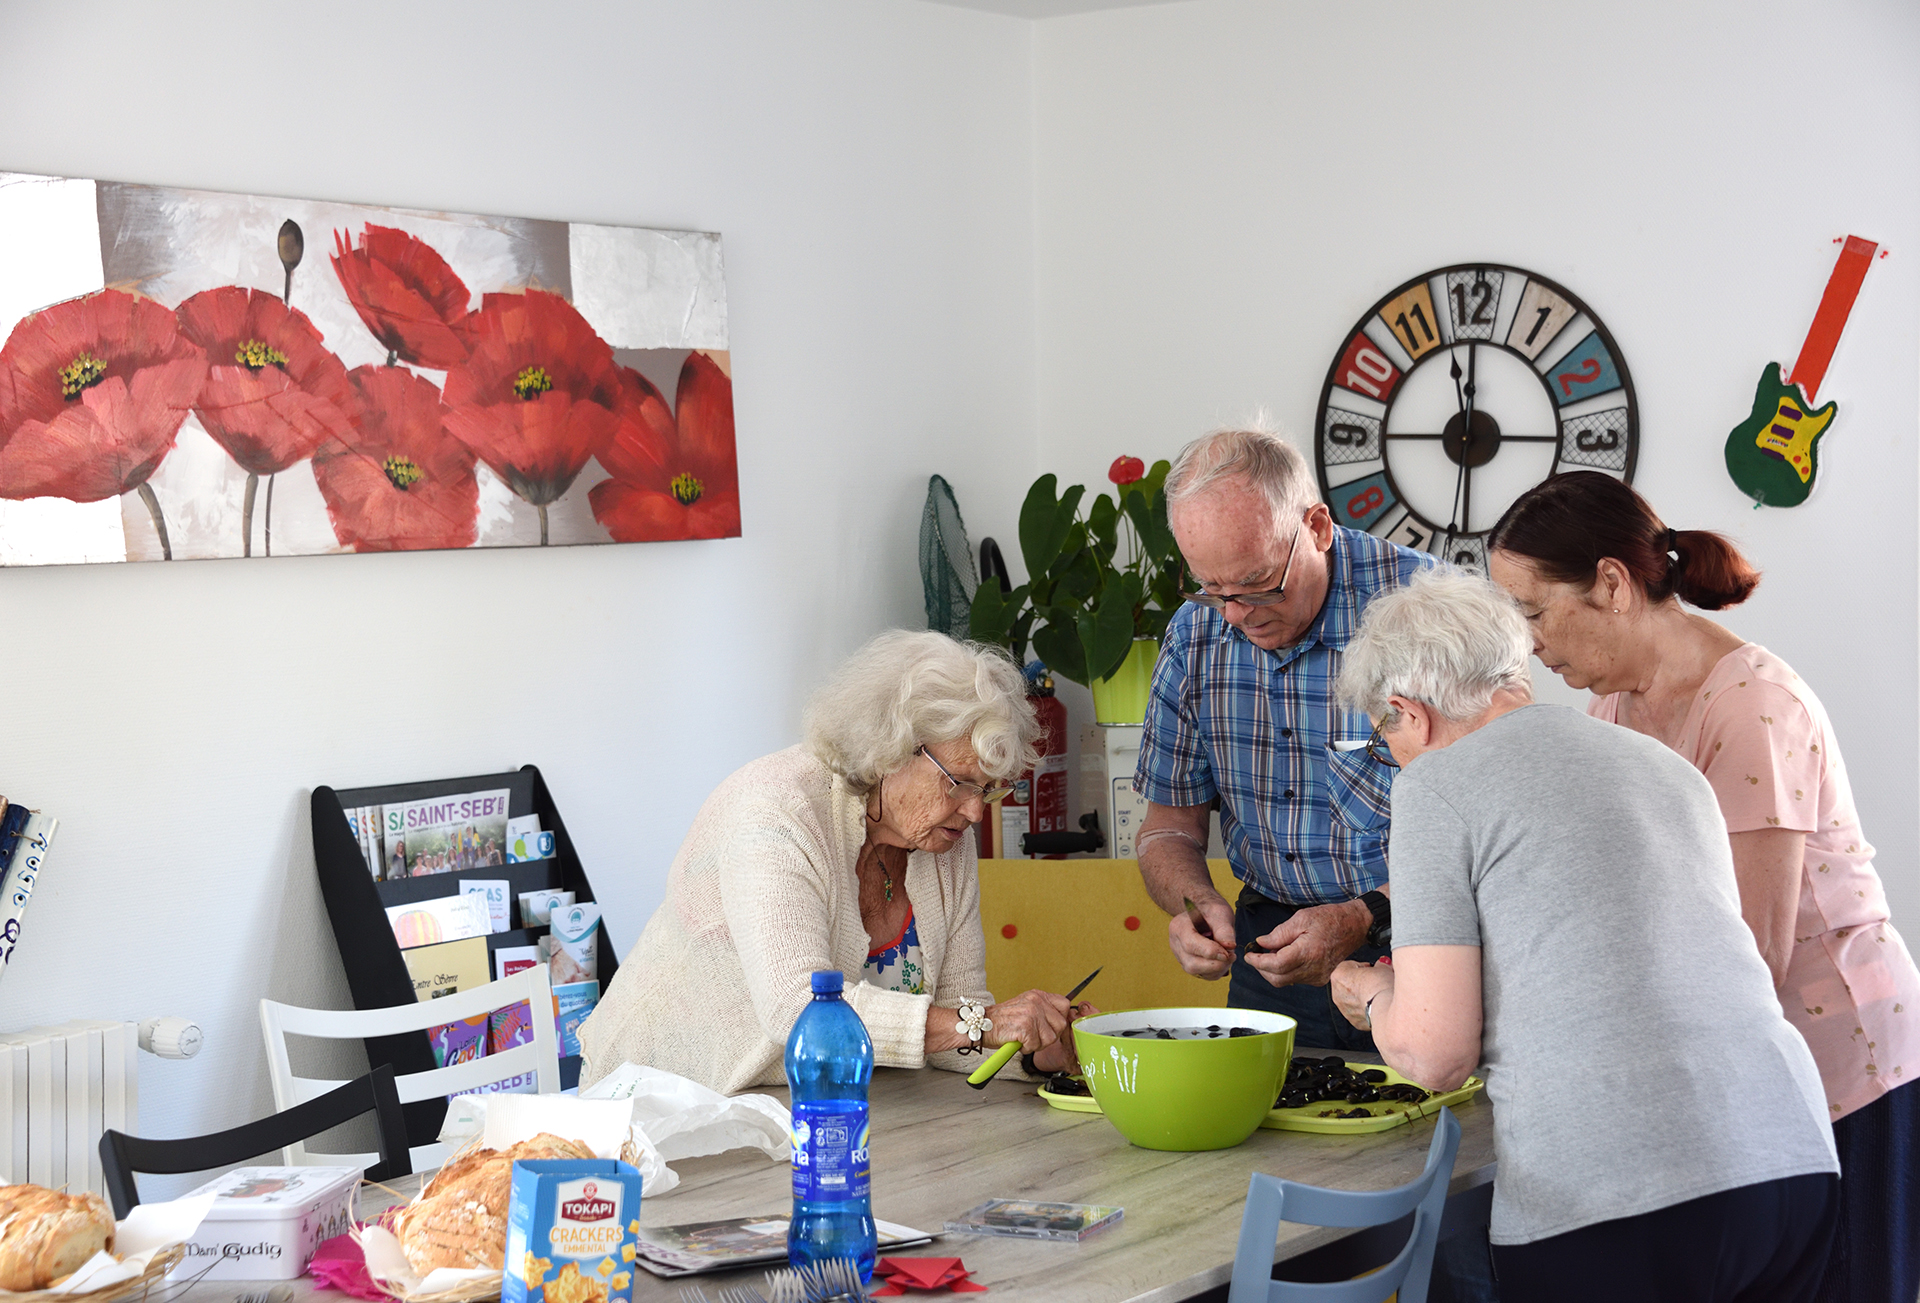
[175, 286, 354, 475]
[589, 351, 740, 542]
[1109, 455, 1145, 486]
[0, 289, 206, 503]
[331, 224, 472, 370]
[443, 290, 622, 538]
[312, 365, 478, 552]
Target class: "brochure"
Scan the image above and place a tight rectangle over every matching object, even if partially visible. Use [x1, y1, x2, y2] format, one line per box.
[386, 894, 490, 950]
[548, 902, 600, 985]
[402, 936, 490, 1002]
[554, 979, 598, 1056]
[631, 1216, 932, 1277]
[461, 879, 512, 933]
[382, 789, 511, 877]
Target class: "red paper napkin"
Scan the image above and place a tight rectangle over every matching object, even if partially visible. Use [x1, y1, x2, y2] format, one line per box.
[872, 1256, 988, 1294]
[307, 1232, 388, 1301]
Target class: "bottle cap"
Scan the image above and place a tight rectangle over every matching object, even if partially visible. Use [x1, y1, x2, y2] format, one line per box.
[810, 970, 844, 995]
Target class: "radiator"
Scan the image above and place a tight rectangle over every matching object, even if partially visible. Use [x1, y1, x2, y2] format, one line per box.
[0, 1021, 138, 1194]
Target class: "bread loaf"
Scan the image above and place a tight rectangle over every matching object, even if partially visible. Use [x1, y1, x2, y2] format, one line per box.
[397, 1133, 595, 1275]
[0, 1186, 116, 1290]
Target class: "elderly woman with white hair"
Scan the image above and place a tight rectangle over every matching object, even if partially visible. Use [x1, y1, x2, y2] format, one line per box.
[1325, 568, 1839, 1302]
[580, 630, 1092, 1095]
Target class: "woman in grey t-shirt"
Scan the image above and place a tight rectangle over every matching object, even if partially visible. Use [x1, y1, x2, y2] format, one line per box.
[1327, 568, 1837, 1303]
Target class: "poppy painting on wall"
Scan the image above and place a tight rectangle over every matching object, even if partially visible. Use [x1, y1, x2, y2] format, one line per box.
[0, 171, 739, 565]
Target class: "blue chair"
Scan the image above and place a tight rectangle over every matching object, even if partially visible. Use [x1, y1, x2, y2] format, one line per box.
[1228, 1106, 1463, 1303]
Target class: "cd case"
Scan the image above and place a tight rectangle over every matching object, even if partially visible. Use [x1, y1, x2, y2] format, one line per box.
[944, 1199, 1123, 1243]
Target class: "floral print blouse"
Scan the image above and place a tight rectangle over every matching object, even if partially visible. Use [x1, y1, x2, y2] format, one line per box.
[863, 908, 927, 995]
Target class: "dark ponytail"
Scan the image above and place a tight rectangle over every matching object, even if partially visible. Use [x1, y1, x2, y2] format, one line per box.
[1487, 472, 1760, 610]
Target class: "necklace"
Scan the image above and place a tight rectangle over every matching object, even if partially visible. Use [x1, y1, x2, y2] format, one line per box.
[865, 788, 895, 902]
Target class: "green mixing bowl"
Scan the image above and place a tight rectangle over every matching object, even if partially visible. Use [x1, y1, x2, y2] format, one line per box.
[1073, 1008, 1296, 1151]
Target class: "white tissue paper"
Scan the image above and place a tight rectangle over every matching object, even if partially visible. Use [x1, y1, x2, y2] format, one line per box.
[436, 1064, 790, 1198]
[48, 1193, 216, 1294]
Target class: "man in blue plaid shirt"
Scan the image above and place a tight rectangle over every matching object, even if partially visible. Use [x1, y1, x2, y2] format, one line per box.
[1135, 428, 1431, 1050]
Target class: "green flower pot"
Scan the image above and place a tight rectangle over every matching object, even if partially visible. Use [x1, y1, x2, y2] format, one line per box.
[1073, 1007, 1296, 1151]
[1089, 638, 1159, 726]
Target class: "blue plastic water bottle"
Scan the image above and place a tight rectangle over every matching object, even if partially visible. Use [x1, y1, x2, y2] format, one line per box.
[786, 970, 877, 1280]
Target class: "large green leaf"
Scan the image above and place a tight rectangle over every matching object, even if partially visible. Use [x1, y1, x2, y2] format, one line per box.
[1020, 479, 1085, 583]
[1032, 611, 1089, 687]
[1087, 492, 1119, 568]
[1081, 571, 1143, 684]
[1054, 539, 1101, 603]
[968, 578, 1027, 645]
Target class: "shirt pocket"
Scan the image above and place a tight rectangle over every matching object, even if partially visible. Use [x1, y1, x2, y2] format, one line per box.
[1325, 742, 1395, 833]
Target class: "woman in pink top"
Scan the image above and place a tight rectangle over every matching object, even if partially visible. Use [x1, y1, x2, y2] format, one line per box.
[1487, 471, 1919, 1303]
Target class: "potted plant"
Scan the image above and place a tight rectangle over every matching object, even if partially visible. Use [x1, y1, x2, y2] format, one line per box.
[970, 456, 1187, 723]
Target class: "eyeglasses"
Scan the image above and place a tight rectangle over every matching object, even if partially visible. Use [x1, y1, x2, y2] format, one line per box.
[1365, 718, 1400, 768]
[919, 746, 1017, 805]
[1182, 523, 1305, 611]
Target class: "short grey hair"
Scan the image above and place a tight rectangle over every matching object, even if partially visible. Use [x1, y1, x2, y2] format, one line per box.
[804, 630, 1040, 792]
[1337, 568, 1533, 723]
[1164, 424, 1322, 531]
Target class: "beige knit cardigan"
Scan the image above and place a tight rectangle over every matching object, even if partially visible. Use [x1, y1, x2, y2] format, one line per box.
[578, 745, 1014, 1095]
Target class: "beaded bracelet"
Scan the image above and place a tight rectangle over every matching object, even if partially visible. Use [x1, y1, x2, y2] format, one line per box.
[953, 1000, 992, 1055]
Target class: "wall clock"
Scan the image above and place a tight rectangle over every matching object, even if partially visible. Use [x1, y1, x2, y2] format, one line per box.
[1313, 264, 1638, 570]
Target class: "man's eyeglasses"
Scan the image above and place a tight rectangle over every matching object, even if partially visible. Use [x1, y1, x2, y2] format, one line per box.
[1182, 523, 1304, 611]
[919, 746, 1017, 804]
[1365, 718, 1400, 768]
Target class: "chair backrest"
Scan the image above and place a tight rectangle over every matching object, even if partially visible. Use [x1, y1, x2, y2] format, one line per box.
[98, 1063, 410, 1219]
[1228, 1106, 1463, 1303]
[260, 966, 561, 1172]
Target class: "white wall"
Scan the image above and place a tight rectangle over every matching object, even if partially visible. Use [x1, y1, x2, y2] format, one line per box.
[0, 0, 1037, 1158]
[1031, 0, 1920, 927]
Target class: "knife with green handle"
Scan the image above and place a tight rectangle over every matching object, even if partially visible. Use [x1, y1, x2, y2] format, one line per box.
[966, 965, 1103, 1089]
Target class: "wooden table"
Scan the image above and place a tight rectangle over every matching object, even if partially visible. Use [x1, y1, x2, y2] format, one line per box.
[188, 1060, 1495, 1303]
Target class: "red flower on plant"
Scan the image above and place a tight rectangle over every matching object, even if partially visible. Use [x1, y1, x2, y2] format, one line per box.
[443, 290, 623, 540]
[1108, 455, 1145, 486]
[175, 286, 354, 475]
[312, 365, 478, 552]
[0, 289, 206, 504]
[331, 224, 472, 370]
[589, 351, 740, 542]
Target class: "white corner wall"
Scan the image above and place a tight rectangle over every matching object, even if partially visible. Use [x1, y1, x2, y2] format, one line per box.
[0, 0, 1037, 1158]
[1032, 0, 1920, 928]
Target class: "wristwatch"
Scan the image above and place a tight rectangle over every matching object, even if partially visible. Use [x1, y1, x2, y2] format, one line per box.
[1359, 890, 1391, 949]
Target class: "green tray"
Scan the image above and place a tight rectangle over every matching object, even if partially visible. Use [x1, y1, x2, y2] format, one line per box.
[1262, 1062, 1483, 1134]
[1036, 1080, 1102, 1114]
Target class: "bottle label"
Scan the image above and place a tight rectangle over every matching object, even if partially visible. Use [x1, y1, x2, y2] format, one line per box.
[790, 1101, 871, 1202]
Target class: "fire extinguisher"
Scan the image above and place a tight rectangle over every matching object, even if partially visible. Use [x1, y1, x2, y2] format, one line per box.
[991, 662, 1069, 859]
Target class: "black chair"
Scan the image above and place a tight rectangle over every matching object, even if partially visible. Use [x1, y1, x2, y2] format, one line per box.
[99, 1062, 411, 1217]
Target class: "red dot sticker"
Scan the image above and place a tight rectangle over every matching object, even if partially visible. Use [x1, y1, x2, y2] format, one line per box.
[1124, 916, 1141, 931]
[1001, 924, 1018, 939]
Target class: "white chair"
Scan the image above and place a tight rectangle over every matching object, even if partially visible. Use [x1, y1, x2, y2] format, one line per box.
[260, 965, 561, 1173]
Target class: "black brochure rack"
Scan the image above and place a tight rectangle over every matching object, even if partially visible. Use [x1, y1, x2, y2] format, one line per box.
[310, 765, 618, 1145]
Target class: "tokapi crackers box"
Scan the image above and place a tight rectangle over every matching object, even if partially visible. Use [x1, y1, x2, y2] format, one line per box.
[503, 1159, 644, 1303]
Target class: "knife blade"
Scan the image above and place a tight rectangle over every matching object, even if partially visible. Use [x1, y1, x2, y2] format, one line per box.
[966, 965, 1104, 1089]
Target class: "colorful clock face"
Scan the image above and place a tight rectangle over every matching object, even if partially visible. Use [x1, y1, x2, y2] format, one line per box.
[1313, 264, 1638, 570]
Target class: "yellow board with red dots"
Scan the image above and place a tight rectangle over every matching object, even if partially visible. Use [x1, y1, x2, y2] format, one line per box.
[978, 859, 1243, 1012]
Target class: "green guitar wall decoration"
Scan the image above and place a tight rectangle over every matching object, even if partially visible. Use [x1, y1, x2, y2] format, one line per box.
[1724, 236, 1877, 508]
